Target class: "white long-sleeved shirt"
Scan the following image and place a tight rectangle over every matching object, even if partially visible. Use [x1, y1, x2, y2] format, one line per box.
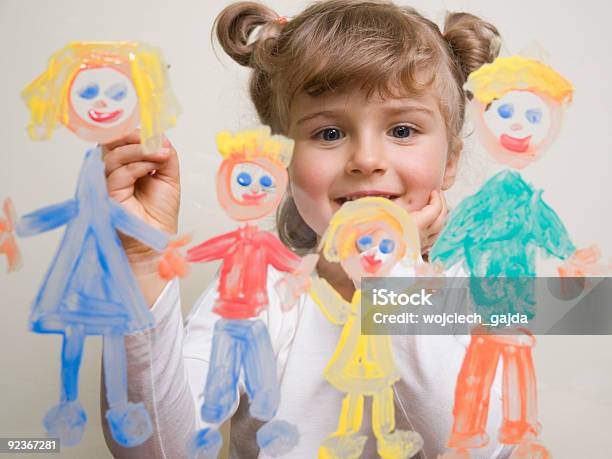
[104, 261, 513, 459]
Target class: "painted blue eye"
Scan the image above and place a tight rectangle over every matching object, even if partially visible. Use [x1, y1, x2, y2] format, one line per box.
[379, 239, 395, 254]
[497, 103, 514, 119]
[105, 83, 128, 101]
[525, 108, 543, 124]
[259, 175, 273, 187]
[356, 235, 373, 252]
[236, 172, 252, 186]
[78, 83, 99, 100]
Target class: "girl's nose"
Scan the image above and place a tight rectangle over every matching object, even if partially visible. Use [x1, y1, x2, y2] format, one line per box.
[510, 123, 523, 131]
[345, 140, 388, 176]
[93, 99, 107, 109]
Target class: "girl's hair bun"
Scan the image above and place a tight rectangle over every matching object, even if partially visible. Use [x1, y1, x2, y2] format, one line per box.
[214, 1, 282, 69]
[443, 12, 501, 82]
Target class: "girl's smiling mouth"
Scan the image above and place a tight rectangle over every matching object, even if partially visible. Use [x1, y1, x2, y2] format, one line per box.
[500, 134, 532, 153]
[88, 108, 123, 123]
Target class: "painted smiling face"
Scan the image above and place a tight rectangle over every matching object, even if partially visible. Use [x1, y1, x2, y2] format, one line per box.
[340, 222, 403, 285]
[67, 65, 139, 143]
[216, 156, 288, 221]
[471, 90, 563, 169]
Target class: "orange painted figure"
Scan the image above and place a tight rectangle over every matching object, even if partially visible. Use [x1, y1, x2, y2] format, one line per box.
[310, 197, 424, 459]
[0, 198, 22, 272]
[431, 56, 609, 458]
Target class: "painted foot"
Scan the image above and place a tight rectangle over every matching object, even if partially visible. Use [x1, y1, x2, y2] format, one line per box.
[319, 433, 368, 459]
[438, 448, 472, 459]
[378, 430, 424, 459]
[43, 401, 87, 447]
[256, 420, 299, 457]
[509, 439, 551, 459]
[189, 428, 223, 459]
[106, 402, 153, 447]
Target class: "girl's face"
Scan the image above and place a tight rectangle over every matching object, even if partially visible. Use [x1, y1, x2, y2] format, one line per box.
[288, 87, 459, 237]
[66, 65, 140, 144]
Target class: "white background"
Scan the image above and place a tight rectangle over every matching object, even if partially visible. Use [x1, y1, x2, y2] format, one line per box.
[0, 0, 610, 458]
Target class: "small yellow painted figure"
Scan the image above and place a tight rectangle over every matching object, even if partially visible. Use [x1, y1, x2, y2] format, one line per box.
[310, 197, 424, 459]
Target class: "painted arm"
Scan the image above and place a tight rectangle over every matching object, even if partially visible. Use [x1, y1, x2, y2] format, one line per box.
[261, 231, 301, 272]
[309, 276, 352, 325]
[532, 191, 575, 260]
[16, 199, 78, 237]
[110, 201, 170, 252]
[186, 230, 237, 263]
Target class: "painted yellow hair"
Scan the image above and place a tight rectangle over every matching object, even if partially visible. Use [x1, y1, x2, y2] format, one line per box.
[22, 41, 180, 152]
[320, 197, 420, 262]
[216, 126, 294, 167]
[465, 55, 573, 105]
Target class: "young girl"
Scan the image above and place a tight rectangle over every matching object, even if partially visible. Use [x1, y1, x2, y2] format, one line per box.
[102, 1, 513, 457]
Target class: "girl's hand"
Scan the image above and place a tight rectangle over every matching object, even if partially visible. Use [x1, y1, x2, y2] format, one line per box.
[102, 131, 180, 305]
[410, 190, 448, 258]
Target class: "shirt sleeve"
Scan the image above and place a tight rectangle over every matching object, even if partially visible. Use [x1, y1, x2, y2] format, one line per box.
[102, 279, 195, 459]
[187, 231, 237, 263]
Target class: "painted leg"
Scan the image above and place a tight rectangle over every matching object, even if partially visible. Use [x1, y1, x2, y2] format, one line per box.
[501, 338, 550, 459]
[319, 393, 367, 459]
[445, 333, 501, 455]
[242, 320, 298, 456]
[103, 333, 152, 447]
[201, 320, 241, 423]
[191, 320, 241, 459]
[373, 387, 423, 459]
[43, 326, 87, 446]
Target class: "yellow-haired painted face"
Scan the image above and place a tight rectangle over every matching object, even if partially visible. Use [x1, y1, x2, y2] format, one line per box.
[320, 197, 420, 284]
[215, 127, 293, 221]
[22, 42, 180, 152]
[465, 56, 573, 170]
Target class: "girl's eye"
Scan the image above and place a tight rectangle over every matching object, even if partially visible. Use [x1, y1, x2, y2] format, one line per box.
[105, 83, 128, 101]
[259, 175, 273, 188]
[356, 235, 373, 252]
[390, 125, 414, 139]
[379, 239, 395, 254]
[497, 103, 514, 119]
[236, 172, 252, 187]
[316, 128, 344, 142]
[78, 83, 99, 100]
[525, 108, 543, 124]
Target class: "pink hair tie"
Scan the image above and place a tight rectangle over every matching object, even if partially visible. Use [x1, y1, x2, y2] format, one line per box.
[273, 16, 288, 25]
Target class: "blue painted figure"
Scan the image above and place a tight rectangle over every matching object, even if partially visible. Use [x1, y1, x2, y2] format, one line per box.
[20, 43, 180, 447]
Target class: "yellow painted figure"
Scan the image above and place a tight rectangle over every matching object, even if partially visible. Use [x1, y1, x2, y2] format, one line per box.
[310, 197, 424, 459]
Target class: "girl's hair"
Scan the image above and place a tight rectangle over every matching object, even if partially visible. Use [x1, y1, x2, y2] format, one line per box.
[215, 0, 501, 253]
[22, 42, 180, 153]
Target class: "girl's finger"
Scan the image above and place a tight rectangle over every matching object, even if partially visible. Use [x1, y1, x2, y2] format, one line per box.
[428, 192, 448, 234]
[102, 129, 142, 151]
[104, 144, 170, 177]
[106, 161, 160, 194]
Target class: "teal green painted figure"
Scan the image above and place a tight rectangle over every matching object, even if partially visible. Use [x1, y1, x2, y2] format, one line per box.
[430, 169, 574, 319]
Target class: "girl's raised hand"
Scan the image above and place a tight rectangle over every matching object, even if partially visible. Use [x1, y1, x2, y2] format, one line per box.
[102, 130, 180, 266]
[410, 190, 448, 258]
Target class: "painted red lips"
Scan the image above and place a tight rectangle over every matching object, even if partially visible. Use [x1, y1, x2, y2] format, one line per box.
[500, 134, 532, 153]
[88, 109, 123, 123]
